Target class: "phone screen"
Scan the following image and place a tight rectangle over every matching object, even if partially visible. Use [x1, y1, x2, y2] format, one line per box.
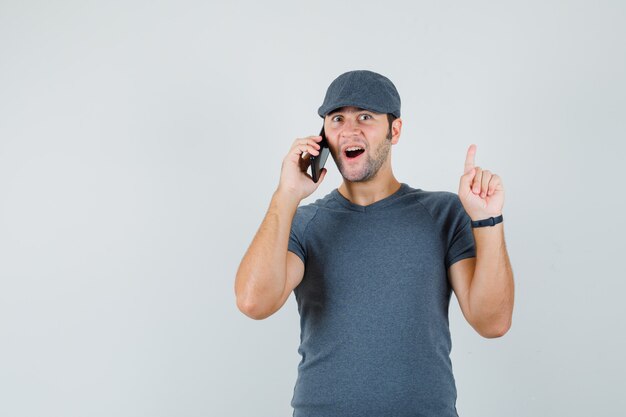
[310, 126, 330, 183]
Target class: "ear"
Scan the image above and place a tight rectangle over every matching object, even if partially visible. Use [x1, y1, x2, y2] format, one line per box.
[391, 118, 402, 145]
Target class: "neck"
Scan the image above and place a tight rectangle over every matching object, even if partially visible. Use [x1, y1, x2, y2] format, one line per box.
[337, 172, 401, 206]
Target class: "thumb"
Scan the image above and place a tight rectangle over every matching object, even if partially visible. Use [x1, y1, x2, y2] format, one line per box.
[318, 168, 328, 184]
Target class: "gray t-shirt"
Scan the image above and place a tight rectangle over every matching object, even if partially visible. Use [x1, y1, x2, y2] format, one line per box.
[287, 183, 476, 417]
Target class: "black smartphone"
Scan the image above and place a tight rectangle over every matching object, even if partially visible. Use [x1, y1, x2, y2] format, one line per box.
[309, 126, 330, 183]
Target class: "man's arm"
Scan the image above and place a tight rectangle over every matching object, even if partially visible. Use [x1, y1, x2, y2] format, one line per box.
[234, 135, 326, 320]
[235, 190, 301, 320]
[451, 144, 514, 338]
[448, 223, 514, 338]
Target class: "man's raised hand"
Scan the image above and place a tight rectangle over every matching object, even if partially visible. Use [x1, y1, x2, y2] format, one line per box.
[277, 135, 327, 202]
[458, 144, 505, 221]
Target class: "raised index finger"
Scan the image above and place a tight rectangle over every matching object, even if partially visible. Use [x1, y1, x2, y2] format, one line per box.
[464, 144, 476, 174]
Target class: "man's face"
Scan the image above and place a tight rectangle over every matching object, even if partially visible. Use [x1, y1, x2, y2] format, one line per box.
[324, 106, 395, 183]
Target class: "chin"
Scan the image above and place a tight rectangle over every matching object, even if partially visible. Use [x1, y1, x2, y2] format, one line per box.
[340, 169, 377, 183]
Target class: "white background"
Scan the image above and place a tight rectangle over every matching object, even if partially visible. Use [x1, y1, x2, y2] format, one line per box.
[1, 1, 624, 416]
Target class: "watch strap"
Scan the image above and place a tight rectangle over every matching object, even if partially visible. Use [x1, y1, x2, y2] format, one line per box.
[471, 214, 503, 228]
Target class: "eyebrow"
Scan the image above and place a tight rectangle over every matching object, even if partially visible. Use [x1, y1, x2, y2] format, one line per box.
[327, 107, 379, 116]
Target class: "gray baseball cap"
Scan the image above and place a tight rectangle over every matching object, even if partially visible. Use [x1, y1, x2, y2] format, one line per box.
[317, 70, 401, 118]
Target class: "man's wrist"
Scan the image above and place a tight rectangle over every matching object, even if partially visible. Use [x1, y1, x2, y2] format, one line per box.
[273, 187, 303, 209]
[470, 214, 503, 228]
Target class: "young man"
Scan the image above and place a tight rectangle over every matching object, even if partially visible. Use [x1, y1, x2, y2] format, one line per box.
[235, 70, 514, 417]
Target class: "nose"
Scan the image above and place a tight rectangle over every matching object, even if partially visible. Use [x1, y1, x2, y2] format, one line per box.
[339, 118, 360, 138]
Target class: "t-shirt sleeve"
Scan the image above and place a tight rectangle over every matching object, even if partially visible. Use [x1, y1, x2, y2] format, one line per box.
[287, 205, 317, 265]
[445, 194, 477, 270]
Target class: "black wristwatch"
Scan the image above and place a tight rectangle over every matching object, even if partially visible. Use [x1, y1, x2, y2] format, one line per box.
[471, 214, 503, 228]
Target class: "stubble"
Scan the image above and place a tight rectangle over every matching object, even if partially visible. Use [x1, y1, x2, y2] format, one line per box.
[335, 134, 392, 183]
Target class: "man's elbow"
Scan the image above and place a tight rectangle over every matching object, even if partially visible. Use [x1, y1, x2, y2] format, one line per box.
[475, 318, 512, 339]
[236, 297, 275, 320]
[235, 272, 276, 320]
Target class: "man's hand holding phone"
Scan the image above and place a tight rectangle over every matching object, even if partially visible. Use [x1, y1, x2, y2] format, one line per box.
[277, 133, 328, 203]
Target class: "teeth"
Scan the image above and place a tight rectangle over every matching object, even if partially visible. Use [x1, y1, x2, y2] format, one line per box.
[346, 146, 363, 151]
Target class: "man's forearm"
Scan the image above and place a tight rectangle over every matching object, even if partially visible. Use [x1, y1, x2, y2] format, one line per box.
[468, 223, 515, 336]
[234, 189, 300, 316]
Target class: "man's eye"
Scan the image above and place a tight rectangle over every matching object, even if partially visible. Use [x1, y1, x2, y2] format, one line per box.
[332, 116, 342, 122]
[359, 114, 372, 120]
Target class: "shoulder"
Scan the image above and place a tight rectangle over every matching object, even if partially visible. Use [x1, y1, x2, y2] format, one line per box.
[401, 186, 462, 214]
[294, 187, 342, 218]
[399, 187, 469, 232]
[293, 203, 318, 223]
[291, 190, 335, 232]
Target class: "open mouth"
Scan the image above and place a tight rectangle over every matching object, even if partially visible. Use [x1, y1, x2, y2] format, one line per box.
[345, 146, 365, 159]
